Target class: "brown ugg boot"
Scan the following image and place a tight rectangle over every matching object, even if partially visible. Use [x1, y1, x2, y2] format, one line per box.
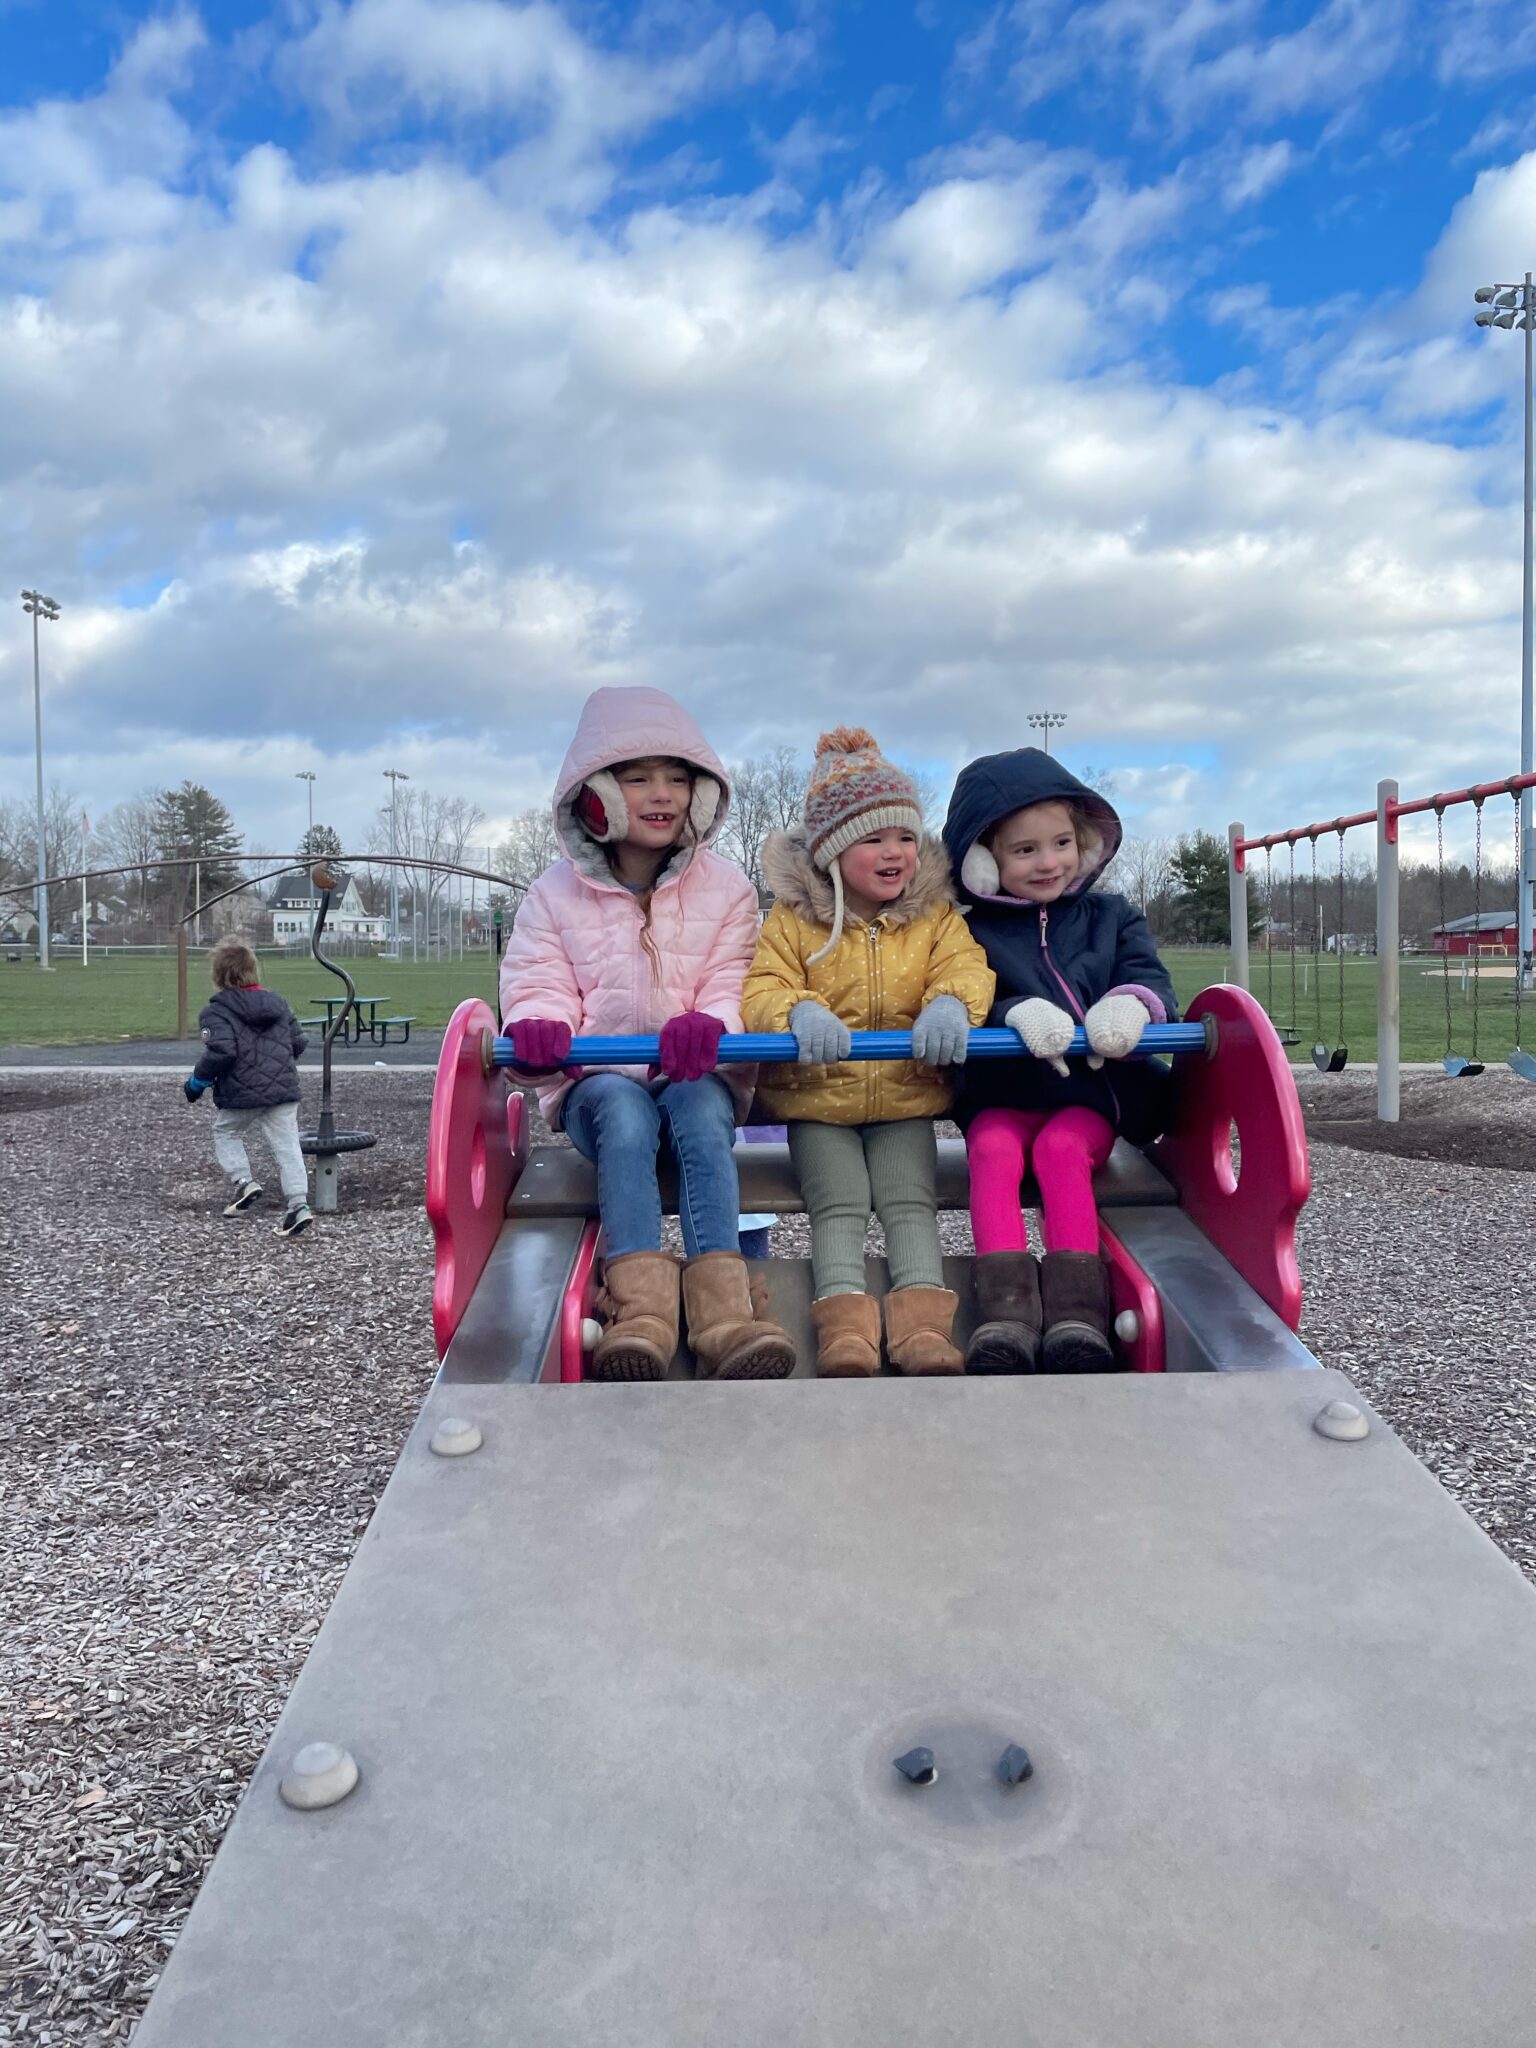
[966, 1252, 1042, 1375]
[682, 1252, 796, 1380]
[810, 1293, 882, 1377]
[883, 1285, 964, 1376]
[591, 1252, 680, 1381]
[1039, 1251, 1116, 1373]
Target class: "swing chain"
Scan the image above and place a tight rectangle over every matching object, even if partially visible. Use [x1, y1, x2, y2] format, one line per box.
[1435, 804, 1453, 1057]
[1264, 843, 1276, 1021]
[1309, 833, 1323, 1040]
[1470, 797, 1484, 1061]
[1335, 826, 1347, 1046]
[1288, 840, 1298, 1033]
[1516, 793, 1525, 1049]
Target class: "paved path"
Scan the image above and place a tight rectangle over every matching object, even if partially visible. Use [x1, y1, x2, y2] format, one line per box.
[0, 1032, 447, 1072]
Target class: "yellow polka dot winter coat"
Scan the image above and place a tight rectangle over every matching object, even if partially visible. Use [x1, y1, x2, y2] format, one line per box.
[742, 831, 995, 1125]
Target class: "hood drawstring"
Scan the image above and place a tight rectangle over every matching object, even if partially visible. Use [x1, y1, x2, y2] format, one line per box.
[806, 858, 846, 967]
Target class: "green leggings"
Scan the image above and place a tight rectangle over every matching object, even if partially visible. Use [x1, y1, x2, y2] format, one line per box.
[787, 1118, 944, 1299]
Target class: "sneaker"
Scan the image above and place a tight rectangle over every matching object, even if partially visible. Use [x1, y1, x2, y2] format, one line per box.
[276, 1202, 313, 1239]
[223, 1180, 263, 1216]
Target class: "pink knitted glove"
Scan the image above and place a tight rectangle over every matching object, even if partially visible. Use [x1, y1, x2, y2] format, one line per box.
[658, 1011, 725, 1082]
[509, 1018, 573, 1073]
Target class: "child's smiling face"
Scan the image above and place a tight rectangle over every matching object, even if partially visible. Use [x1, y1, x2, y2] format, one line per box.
[617, 758, 693, 849]
[990, 801, 1081, 903]
[838, 827, 919, 913]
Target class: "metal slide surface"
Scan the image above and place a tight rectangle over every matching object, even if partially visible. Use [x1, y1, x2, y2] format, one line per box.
[135, 1370, 1536, 2048]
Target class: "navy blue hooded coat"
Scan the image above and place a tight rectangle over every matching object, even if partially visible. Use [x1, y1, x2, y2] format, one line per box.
[941, 750, 1178, 1145]
[193, 986, 307, 1111]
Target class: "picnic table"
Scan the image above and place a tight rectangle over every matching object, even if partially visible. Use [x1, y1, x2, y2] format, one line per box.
[305, 994, 418, 1046]
[308, 993, 390, 1044]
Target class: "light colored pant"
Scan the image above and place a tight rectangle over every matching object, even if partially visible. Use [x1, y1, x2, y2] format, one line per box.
[786, 1117, 944, 1299]
[211, 1102, 308, 1204]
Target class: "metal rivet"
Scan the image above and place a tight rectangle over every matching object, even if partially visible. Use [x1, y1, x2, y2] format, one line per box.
[996, 1743, 1034, 1786]
[430, 1417, 483, 1458]
[1113, 1310, 1140, 1343]
[892, 1746, 936, 1786]
[280, 1741, 359, 1810]
[580, 1318, 603, 1351]
[1313, 1399, 1369, 1442]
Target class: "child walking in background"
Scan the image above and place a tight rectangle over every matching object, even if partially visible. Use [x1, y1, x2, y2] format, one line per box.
[184, 938, 313, 1238]
[743, 729, 994, 1377]
[942, 751, 1178, 1373]
[499, 686, 796, 1381]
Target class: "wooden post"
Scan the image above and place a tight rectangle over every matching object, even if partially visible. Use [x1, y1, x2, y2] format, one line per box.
[177, 922, 189, 1040]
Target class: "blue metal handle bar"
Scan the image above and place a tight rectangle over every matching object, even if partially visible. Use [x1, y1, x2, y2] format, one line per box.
[491, 1023, 1212, 1068]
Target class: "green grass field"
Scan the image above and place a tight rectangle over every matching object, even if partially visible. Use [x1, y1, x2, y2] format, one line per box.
[0, 951, 503, 1048]
[3, 943, 1531, 1062]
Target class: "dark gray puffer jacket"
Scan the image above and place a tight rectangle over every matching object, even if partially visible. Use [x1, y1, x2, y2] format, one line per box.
[193, 987, 307, 1110]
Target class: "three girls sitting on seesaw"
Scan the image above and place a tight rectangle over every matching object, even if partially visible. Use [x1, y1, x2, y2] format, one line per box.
[501, 687, 1177, 1380]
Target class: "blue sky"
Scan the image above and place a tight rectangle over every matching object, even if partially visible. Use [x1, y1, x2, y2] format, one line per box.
[2, 0, 1536, 865]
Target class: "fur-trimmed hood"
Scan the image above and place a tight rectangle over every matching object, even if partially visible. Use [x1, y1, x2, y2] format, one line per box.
[551, 687, 732, 893]
[761, 827, 960, 929]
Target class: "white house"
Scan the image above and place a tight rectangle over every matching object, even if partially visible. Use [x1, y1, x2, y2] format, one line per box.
[267, 868, 387, 945]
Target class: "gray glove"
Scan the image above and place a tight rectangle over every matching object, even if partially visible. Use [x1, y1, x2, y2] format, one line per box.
[788, 1000, 852, 1066]
[910, 994, 970, 1066]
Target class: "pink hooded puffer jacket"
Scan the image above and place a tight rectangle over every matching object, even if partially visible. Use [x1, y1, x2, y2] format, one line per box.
[499, 686, 760, 1127]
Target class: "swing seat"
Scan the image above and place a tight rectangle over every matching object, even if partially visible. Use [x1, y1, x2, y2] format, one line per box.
[1442, 1055, 1484, 1079]
[1508, 1049, 1536, 1083]
[1312, 1042, 1348, 1074]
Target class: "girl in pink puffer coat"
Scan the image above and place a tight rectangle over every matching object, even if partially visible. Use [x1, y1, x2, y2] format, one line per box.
[500, 686, 796, 1383]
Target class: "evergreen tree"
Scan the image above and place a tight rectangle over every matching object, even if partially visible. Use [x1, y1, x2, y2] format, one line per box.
[298, 823, 345, 863]
[151, 783, 243, 921]
[1168, 830, 1259, 943]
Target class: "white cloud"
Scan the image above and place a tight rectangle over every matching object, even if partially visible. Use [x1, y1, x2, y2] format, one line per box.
[1226, 138, 1295, 204]
[965, 0, 1411, 134]
[2, 6, 1534, 859]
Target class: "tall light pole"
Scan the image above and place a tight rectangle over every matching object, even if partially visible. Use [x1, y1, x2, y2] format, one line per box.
[1474, 276, 1536, 988]
[21, 590, 61, 970]
[1027, 711, 1067, 755]
[296, 769, 316, 835]
[383, 769, 409, 956]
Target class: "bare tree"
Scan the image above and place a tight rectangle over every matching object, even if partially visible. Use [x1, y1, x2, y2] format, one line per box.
[1116, 834, 1173, 921]
[0, 797, 32, 898]
[718, 746, 809, 897]
[90, 791, 160, 921]
[496, 806, 561, 896]
[370, 787, 487, 955]
[42, 784, 84, 933]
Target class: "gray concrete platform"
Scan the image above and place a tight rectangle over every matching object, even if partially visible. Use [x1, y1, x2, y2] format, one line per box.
[135, 1370, 1536, 2048]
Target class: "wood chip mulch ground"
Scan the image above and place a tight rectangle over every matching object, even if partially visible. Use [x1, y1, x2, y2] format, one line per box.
[2, 1066, 1534, 2042]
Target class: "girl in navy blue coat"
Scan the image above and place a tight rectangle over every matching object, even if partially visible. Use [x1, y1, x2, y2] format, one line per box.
[941, 751, 1177, 1376]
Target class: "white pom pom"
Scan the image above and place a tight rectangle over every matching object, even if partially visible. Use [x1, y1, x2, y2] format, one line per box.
[1114, 1310, 1140, 1343]
[581, 1317, 603, 1351]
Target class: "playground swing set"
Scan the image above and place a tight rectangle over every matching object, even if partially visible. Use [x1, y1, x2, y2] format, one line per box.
[1231, 767, 1536, 1119]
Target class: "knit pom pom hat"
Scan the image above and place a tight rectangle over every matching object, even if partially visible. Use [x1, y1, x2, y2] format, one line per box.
[802, 727, 923, 963]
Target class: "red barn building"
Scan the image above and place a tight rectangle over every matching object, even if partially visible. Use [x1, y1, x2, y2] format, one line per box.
[1432, 910, 1517, 957]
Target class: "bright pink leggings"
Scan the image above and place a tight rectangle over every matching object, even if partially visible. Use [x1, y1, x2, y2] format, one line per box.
[967, 1105, 1115, 1255]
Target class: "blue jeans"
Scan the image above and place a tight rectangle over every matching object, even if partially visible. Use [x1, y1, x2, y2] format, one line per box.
[563, 1073, 741, 1258]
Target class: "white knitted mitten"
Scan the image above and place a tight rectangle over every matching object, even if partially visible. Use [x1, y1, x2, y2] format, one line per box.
[1083, 993, 1150, 1070]
[1005, 997, 1075, 1079]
